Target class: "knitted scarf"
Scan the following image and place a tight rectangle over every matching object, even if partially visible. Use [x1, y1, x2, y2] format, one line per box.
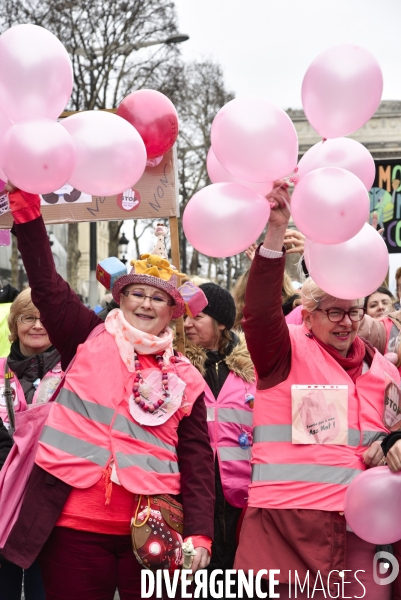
[314, 335, 366, 383]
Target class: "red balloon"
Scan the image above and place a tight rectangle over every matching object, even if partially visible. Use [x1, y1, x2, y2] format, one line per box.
[117, 90, 179, 159]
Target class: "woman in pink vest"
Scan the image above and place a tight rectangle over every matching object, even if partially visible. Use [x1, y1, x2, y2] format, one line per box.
[234, 182, 397, 599]
[185, 283, 256, 597]
[0, 287, 62, 600]
[2, 186, 215, 600]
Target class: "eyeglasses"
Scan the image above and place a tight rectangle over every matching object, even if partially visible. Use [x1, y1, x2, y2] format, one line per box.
[18, 315, 43, 325]
[123, 290, 173, 306]
[315, 308, 365, 323]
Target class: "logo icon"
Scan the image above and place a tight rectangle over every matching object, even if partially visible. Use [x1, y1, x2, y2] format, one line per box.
[373, 551, 399, 586]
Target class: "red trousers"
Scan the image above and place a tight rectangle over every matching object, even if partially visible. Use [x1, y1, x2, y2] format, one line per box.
[39, 526, 185, 600]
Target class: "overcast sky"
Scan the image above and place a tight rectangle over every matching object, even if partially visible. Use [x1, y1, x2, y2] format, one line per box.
[174, 0, 401, 110]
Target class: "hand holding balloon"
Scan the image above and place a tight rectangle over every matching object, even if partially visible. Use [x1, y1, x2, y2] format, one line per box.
[261, 182, 292, 253]
[385, 439, 401, 473]
[362, 440, 385, 467]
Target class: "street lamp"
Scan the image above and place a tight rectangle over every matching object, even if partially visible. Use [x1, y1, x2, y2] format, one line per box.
[118, 232, 129, 266]
[67, 32, 189, 58]
[76, 32, 189, 306]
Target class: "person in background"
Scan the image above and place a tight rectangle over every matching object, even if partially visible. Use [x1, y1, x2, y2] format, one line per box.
[364, 286, 395, 319]
[184, 283, 256, 598]
[0, 288, 61, 600]
[234, 181, 396, 599]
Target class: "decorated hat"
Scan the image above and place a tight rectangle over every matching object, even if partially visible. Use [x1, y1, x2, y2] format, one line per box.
[109, 224, 207, 320]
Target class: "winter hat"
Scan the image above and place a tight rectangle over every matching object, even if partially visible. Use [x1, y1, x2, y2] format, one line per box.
[110, 224, 207, 320]
[199, 283, 236, 331]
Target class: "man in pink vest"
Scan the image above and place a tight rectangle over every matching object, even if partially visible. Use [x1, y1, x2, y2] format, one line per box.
[234, 182, 398, 599]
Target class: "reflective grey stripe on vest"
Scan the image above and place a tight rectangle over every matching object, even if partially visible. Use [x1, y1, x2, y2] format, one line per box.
[254, 425, 386, 447]
[206, 407, 215, 422]
[40, 425, 111, 467]
[112, 414, 176, 454]
[348, 429, 386, 447]
[252, 463, 361, 485]
[116, 452, 179, 474]
[218, 408, 253, 426]
[219, 446, 250, 461]
[57, 388, 115, 425]
[57, 389, 177, 455]
[254, 425, 292, 443]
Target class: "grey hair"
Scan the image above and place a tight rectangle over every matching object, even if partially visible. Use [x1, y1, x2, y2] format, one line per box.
[300, 277, 363, 313]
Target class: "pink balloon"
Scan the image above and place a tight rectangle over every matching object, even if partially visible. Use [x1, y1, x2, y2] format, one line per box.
[62, 111, 147, 196]
[211, 97, 298, 182]
[0, 24, 73, 123]
[302, 44, 383, 138]
[344, 467, 401, 544]
[297, 138, 376, 191]
[0, 119, 76, 194]
[183, 183, 271, 258]
[292, 168, 369, 245]
[304, 224, 388, 299]
[117, 90, 178, 159]
[207, 147, 273, 196]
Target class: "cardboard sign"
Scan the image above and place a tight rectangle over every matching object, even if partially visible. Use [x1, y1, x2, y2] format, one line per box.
[291, 384, 348, 445]
[0, 146, 178, 228]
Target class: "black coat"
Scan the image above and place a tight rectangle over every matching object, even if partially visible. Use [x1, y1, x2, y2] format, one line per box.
[7, 342, 60, 404]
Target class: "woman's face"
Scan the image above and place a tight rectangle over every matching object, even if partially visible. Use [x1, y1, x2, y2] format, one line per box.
[184, 312, 224, 350]
[365, 292, 393, 319]
[119, 284, 175, 336]
[302, 298, 362, 357]
[16, 312, 51, 357]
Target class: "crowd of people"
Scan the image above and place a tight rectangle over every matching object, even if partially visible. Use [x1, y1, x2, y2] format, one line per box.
[1, 180, 401, 599]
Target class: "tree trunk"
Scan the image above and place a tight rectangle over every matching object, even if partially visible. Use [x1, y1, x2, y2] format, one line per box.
[108, 221, 122, 259]
[189, 248, 199, 276]
[67, 223, 81, 291]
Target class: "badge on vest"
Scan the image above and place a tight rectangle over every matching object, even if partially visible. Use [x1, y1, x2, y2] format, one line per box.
[291, 385, 348, 445]
[129, 371, 186, 426]
[383, 379, 401, 431]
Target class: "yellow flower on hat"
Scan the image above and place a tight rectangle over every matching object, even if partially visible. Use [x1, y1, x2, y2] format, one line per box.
[130, 253, 185, 281]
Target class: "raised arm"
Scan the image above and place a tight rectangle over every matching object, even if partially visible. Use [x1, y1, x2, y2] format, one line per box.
[242, 182, 292, 386]
[9, 188, 101, 369]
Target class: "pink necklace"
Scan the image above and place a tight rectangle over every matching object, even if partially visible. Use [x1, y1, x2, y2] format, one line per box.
[132, 352, 171, 413]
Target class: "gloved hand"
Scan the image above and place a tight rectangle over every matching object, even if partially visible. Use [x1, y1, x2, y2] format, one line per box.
[5, 182, 41, 224]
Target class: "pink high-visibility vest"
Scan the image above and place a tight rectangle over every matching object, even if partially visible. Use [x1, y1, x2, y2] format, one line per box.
[249, 325, 398, 512]
[204, 372, 256, 508]
[35, 329, 205, 496]
[0, 358, 63, 427]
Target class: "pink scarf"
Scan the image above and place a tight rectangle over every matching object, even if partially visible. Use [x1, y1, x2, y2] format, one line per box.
[105, 308, 174, 372]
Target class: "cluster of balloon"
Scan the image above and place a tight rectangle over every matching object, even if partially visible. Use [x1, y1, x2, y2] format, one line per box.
[293, 43, 388, 298]
[183, 96, 298, 257]
[0, 24, 150, 196]
[344, 467, 401, 545]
